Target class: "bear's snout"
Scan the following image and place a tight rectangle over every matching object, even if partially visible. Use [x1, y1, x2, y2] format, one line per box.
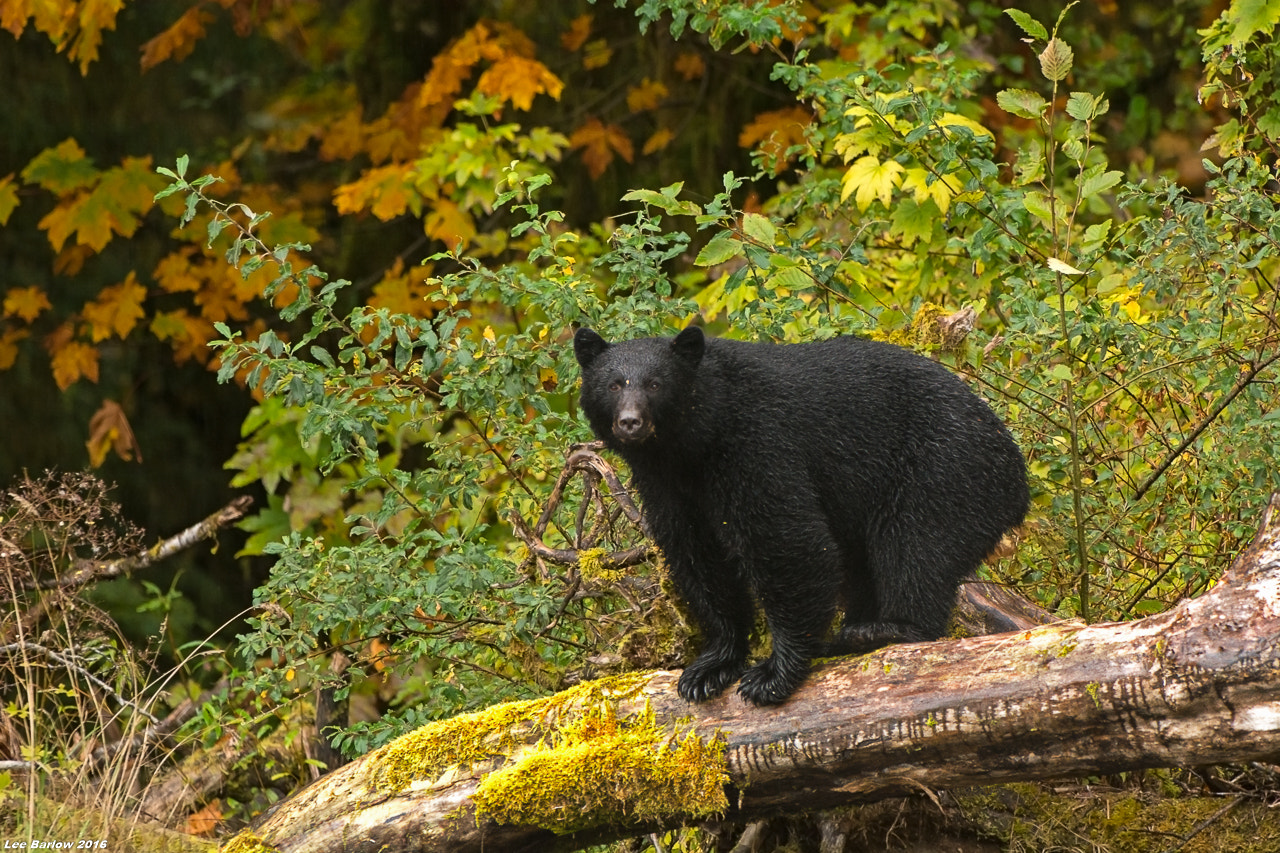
[613, 401, 654, 443]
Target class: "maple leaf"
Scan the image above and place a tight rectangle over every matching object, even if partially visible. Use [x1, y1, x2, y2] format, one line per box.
[140, 6, 214, 71]
[643, 127, 675, 155]
[50, 340, 100, 389]
[195, 276, 251, 323]
[901, 168, 959, 215]
[368, 259, 435, 318]
[22, 138, 99, 193]
[0, 173, 18, 225]
[0, 329, 27, 371]
[477, 54, 564, 111]
[582, 38, 611, 70]
[334, 164, 419, 220]
[840, 155, 904, 211]
[3, 285, 52, 322]
[69, 0, 124, 74]
[153, 248, 204, 293]
[570, 118, 634, 179]
[83, 272, 146, 342]
[86, 398, 142, 467]
[739, 106, 812, 173]
[674, 51, 706, 80]
[561, 14, 592, 51]
[151, 309, 215, 365]
[424, 199, 477, 251]
[626, 78, 669, 113]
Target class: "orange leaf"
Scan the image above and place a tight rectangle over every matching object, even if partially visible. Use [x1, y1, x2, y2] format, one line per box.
[151, 309, 216, 365]
[35, 155, 162, 252]
[184, 799, 223, 837]
[674, 51, 706, 81]
[333, 164, 418, 221]
[626, 78, 668, 113]
[82, 272, 146, 342]
[0, 329, 28, 371]
[140, 6, 213, 71]
[86, 398, 142, 467]
[570, 118, 634, 179]
[561, 14, 592, 51]
[0, 173, 18, 225]
[4, 286, 52, 322]
[642, 127, 675, 155]
[50, 339, 100, 389]
[424, 199, 476, 252]
[476, 54, 564, 111]
[738, 106, 813, 173]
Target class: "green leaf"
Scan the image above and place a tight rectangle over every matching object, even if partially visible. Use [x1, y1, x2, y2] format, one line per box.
[996, 89, 1047, 121]
[1004, 9, 1048, 42]
[741, 212, 776, 245]
[1078, 169, 1123, 200]
[1023, 190, 1053, 222]
[22, 138, 99, 193]
[1225, 0, 1280, 49]
[694, 233, 743, 266]
[1038, 38, 1074, 82]
[888, 197, 937, 248]
[1065, 92, 1095, 121]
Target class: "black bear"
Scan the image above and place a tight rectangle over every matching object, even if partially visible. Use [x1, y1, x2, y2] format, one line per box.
[573, 325, 1029, 706]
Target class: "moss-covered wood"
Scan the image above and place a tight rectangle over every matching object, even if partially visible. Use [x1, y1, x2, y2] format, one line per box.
[228, 496, 1280, 853]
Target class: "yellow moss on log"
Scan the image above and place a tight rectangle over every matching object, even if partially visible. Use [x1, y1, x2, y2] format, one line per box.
[219, 832, 278, 853]
[472, 702, 728, 834]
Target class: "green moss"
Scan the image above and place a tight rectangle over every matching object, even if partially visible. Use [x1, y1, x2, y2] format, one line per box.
[959, 781, 1280, 852]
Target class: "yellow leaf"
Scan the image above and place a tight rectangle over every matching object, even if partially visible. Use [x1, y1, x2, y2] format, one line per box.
[82, 272, 146, 342]
[0, 329, 28, 371]
[22, 138, 98, 193]
[69, 0, 124, 74]
[582, 38, 612, 70]
[561, 14, 592, 51]
[476, 54, 564, 111]
[483, 325, 496, 343]
[153, 248, 204, 293]
[840, 156, 904, 211]
[626, 78, 668, 113]
[0, 173, 18, 225]
[901, 168, 959, 215]
[140, 6, 213, 71]
[50, 339, 100, 389]
[3, 286, 52, 322]
[570, 118, 634, 179]
[86, 398, 141, 467]
[642, 127, 674, 155]
[150, 309, 215, 365]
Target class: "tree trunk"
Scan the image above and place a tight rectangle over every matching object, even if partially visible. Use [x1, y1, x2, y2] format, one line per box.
[228, 496, 1280, 853]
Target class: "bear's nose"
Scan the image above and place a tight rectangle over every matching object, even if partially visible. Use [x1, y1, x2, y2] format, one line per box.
[617, 415, 644, 436]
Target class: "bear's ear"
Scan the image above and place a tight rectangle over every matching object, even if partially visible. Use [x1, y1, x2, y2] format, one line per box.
[671, 325, 706, 364]
[574, 328, 609, 368]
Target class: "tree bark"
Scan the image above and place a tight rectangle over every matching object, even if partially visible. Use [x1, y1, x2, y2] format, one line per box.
[231, 496, 1280, 853]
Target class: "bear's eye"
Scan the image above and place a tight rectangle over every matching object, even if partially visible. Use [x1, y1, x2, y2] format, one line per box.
[608, 380, 622, 393]
[646, 380, 661, 391]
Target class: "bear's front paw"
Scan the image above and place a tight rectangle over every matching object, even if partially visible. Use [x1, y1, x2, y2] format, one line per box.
[678, 656, 745, 703]
[736, 657, 807, 706]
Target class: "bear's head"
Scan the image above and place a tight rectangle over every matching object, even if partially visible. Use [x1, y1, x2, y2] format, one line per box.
[573, 326, 706, 447]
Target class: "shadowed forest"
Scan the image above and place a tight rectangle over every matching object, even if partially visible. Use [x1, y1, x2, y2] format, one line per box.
[4, 0, 1280, 849]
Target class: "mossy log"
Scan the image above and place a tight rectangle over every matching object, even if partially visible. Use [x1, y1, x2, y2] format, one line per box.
[229, 496, 1280, 853]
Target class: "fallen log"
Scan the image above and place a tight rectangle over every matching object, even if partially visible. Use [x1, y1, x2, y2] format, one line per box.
[225, 495, 1280, 853]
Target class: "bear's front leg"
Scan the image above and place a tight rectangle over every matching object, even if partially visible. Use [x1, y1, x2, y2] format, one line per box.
[668, 556, 754, 703]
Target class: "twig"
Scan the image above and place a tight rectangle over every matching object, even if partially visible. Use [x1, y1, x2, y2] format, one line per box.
[34, 495, 253, 591]
[0, 642, 158, 723]
[1156, 795, 1243, 853]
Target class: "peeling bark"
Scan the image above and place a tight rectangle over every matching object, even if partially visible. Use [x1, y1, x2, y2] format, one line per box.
[236, 496, 1280, 853]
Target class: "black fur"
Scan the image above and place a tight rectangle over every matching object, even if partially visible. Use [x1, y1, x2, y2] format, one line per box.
[573, 325, 1029, 706]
